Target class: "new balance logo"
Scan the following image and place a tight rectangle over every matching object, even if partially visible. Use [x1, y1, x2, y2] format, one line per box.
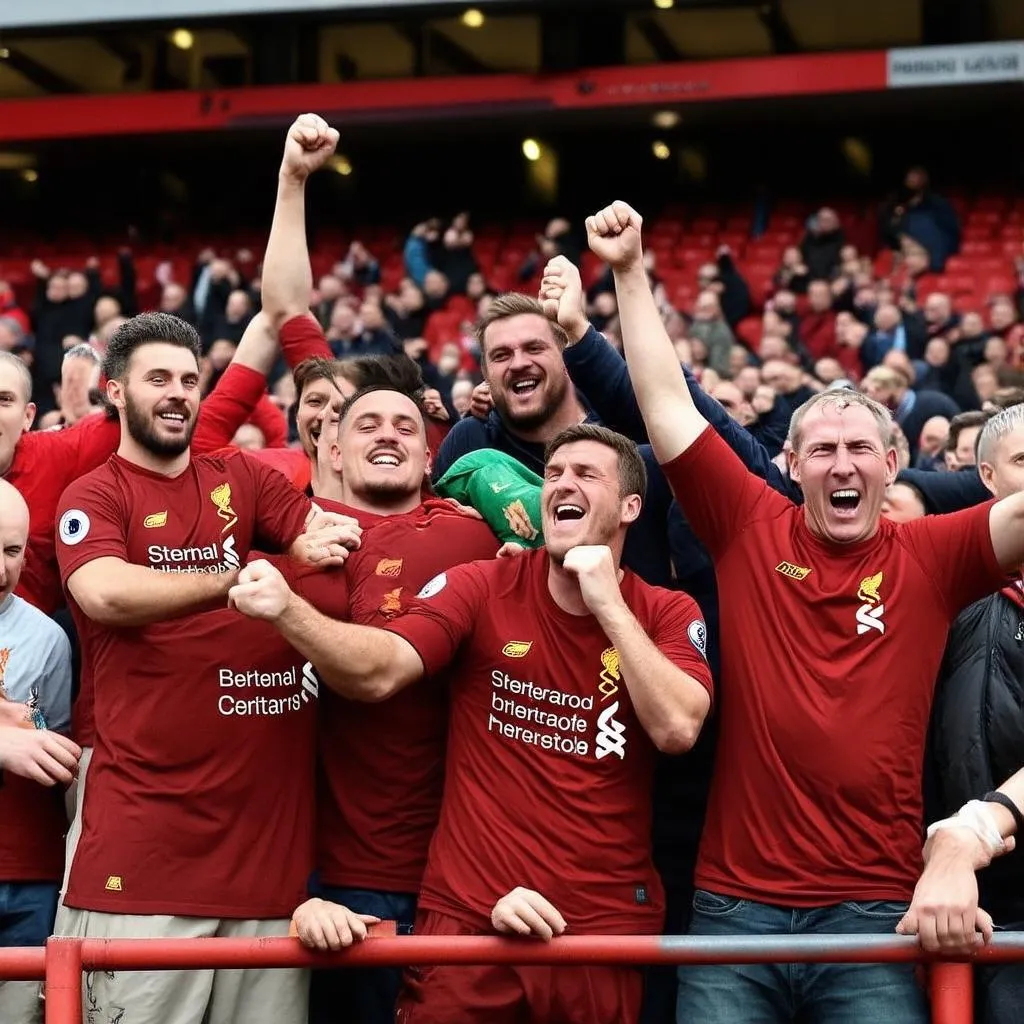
[595, 700, 627, 760]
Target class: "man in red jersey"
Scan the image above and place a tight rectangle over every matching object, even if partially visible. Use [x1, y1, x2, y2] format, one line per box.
[3, 309, 282, 616]
[277, 381, 502, 1024]
[54, 311, 359, 1024]
[590, 199, 1024, 1024]
[230, 422, 713, 1024]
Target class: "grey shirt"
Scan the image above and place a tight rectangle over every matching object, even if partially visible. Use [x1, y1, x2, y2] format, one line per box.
[0, 593, 72, 734]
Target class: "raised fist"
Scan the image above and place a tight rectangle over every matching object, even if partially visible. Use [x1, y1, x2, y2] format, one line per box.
[280, 113, 340, 183]
[585, 201, 644, 273]
[539, 256, 587, 341]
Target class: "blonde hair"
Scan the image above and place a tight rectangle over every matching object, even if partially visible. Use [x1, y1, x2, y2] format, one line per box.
[787, 390, 894, 452]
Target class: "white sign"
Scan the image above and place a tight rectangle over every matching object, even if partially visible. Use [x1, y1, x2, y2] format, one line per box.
[1, 0, 483, 30]
[888, 41, 1024, 88]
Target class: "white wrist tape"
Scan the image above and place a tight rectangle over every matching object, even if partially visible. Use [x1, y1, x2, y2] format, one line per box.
[926, 799, 1008, 857]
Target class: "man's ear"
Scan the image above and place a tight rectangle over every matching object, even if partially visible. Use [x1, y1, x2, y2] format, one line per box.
[621, 493, 642, 525]
[107, 378, 125, 410]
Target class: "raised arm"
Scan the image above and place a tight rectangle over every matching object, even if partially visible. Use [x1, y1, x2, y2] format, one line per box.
[228, 559, 424, 701]
[263, 113, 339, 332]
[585, 202, 708, 464]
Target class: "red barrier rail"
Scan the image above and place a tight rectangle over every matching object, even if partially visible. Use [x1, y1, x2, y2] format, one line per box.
[0, 934, 1017, 1023]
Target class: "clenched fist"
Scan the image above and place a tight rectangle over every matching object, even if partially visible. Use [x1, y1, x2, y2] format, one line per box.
[280, 113, 340, 183]
[585, 201, 644, 273]
[538, 256, 588, 342]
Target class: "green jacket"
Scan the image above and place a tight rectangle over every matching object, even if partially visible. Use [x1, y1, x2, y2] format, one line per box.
[434, 450, 544, 549]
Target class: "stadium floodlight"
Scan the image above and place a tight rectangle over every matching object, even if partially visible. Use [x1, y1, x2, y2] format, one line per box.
[653, 0, 675, 9]
[170, 28, 194, 49]
[653, 110, 680, 129]
[652, 141, 671, 160]
[522, 139, 541, 162]
[461, 8, 485, 28]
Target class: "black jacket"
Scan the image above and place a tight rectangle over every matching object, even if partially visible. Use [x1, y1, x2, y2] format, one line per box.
[929, 589, 1024, 924]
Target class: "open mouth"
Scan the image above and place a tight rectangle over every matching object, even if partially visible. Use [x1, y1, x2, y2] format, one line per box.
[369, 451, 402, 468]
[554, 503, 586, 523]
[510, 377, 541, 398]
[829, 488, 861, 516]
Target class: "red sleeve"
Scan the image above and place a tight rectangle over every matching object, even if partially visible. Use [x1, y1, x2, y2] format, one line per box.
[901, 499, 1005, 618]
[55, 472, 129, 584]
[280, 313, 331, 367]
[245, 457, 312, 551]
[660, 426, 794, 559]
[17, 413, 121, 485]
[247, 395, 288, 449]
[648, 589, 715, 707]
[193, 364, 267, 453]
[381, 562, 487, 677]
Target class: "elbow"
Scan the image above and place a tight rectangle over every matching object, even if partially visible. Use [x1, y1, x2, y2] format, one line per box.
[319, 666, 394, 704]
[651, 712, 705, 755]
[71, 587, 132, 627]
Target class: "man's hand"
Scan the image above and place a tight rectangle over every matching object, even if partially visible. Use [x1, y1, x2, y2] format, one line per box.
[228, 559, 294, 621]
[422, 388, 450, 423]
[539, 256, 588, 342]
[280, 113, 340, 184]
[896, 829, 994, 954]
[291, 898, 380, 952]
[292, 508, 362, 568]
[469, 382, 493, 421]
[586, 202, 644, 273]
[442, 498, 483, 520]
[562, 545, 625, 617]
[491, 887, 567, 941]
[496, 542, 527, 558]
[0, 728, 81, 787]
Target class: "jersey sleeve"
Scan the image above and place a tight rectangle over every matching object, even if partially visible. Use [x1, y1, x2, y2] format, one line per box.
[902, 499, 1005, 618]
[193, 364, 268, 453]
[647, 590, 715, 705]
[55, 472, 130, 584]
[659, 425, 793, 559]
[280, 314, 331, 367]
[290, 563, 351, 621]
[381, 562, 488, 677]
[245, 458, 312, 551]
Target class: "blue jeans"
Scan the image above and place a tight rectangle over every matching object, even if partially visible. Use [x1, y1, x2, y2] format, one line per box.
[0, 882, 58, 947]
[307, 880, 416, 1024]
[676, 890, 928, 1024]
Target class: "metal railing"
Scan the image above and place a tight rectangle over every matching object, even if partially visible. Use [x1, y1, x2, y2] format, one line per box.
[3, 932, 1022, 1024]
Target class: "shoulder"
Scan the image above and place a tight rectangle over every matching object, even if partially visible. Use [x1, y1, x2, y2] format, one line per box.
[8, 598, 71, 652]
[440, 415, 495, 450]
[59, 459, 119, 505]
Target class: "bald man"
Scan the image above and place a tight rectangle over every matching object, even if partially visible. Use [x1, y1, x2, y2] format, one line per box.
[0, 478, 78, 1024]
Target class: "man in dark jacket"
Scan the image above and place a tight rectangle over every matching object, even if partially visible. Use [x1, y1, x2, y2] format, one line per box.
[926, 403, 1024, 1024]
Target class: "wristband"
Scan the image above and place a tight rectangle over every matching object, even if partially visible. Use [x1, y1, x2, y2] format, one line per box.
[926, 799, 1008, 859]
[982, 791, 1024, 840]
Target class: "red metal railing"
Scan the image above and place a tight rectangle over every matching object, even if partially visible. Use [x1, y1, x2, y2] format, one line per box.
[2, 933, 1022, 1024]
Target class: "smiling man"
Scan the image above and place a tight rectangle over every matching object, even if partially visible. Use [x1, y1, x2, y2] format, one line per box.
[590, 199, 1024, 1024]
[229, 423, 713, 1024]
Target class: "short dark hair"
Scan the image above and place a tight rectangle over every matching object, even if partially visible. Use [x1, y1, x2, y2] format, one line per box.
[293, 353, 426, 403]
[473, 293, 568, 366]
[947, 409, 992, 454]
[102, 312, 201, 382]
[337, 385, 430, 431]
[545, 423, 647, 500]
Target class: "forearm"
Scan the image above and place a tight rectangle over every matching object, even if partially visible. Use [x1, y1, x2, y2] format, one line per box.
[230, 311, 279, 376]
[613, 264, 707, 463]
[74, 561, 236, 627]
[595, 602, 709, 754]
[275, 593, 409, 701]
[263, 176, 313, 328]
